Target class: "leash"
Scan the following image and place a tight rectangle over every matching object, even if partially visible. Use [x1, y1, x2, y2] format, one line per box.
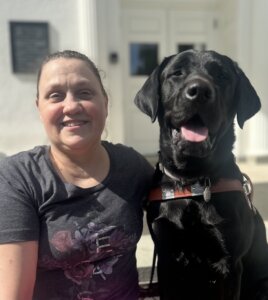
[139, 246, 159, 298]
[149, 246, 157, 288]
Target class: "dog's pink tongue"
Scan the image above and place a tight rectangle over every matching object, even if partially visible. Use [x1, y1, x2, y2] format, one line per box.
[181, 125, 208, 142]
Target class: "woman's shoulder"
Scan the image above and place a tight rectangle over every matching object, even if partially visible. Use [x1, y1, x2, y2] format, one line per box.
[103, 141, 145, 161]
[102, 141, 154, 174]
[0, 145, 49, 176]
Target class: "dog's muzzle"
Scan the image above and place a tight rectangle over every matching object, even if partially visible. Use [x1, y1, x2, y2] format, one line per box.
[183, 77, 216, 104]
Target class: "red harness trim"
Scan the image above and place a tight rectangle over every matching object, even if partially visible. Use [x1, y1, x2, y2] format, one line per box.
[148, 178, 245, 202]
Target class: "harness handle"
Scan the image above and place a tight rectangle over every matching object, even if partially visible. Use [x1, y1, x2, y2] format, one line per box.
[242, 173, 255, 213]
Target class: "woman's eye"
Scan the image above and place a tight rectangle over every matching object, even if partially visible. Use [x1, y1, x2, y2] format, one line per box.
[49, 92, 64, 102]
[79, 90, 94, 99]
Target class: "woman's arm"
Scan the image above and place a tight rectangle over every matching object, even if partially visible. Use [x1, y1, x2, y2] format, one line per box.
[0, 241, 38, 300]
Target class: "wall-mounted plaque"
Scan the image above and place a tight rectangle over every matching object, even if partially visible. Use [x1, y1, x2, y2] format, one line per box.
[10, 21, 49, 73]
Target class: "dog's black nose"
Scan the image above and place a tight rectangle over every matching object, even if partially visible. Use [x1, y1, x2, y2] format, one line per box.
[185, 81, 214, 102]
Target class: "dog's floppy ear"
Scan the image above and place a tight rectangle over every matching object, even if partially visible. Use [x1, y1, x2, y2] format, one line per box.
[134, 56, 172, 122]
[235, 67, 261, 129]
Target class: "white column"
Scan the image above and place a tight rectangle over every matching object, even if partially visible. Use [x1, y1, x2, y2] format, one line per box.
[234, 0, 253, 159]
[235, 0, 268, 159]
[77, 0, 98, 63]
[96, 0, 126, 144]
[248, 0, 268, 157]
[78, 0, 125, 144]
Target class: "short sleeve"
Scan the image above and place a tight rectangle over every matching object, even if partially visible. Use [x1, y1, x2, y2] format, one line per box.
[0, 158, 39, 244]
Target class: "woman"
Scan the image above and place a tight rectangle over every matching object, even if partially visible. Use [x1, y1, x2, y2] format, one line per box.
[0, 50, 154, 300]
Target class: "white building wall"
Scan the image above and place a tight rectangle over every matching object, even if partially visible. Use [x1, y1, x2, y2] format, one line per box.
[248, 0, 268, 157]
[235, 0, 268, 158]
[96, 0, 126, 144]
[0, 0, 91, 155]
[218, 0, 268, 159]
[217, 0, 237, 57]
[1, 0, 268, 158]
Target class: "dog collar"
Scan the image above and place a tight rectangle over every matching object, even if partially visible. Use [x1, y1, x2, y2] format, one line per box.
[159, 163, 183, 182]
[148, 175, 254, 210]
[159, 163, 206, 186]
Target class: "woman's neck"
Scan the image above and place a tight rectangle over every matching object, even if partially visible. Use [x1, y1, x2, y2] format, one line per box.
[49, 143, 110, 188]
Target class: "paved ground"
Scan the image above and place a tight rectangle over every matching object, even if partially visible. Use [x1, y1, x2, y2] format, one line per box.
[137, 160, 268, 291]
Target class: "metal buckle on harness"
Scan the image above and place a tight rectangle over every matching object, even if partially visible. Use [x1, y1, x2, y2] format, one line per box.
[242, 173, 256, 213]
[203, 177, 211, 202]
[243, 176, 252, 198]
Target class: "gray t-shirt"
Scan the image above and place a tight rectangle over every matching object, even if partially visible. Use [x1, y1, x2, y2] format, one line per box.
[0, 142, 154, 300]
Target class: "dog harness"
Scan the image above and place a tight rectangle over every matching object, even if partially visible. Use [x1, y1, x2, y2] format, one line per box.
[148, 173, 255, 211]
[145, 170, 255, 292]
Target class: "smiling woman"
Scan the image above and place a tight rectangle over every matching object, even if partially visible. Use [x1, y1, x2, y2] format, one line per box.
[0, 50, 154, 300]
[35, 53, 110, 187]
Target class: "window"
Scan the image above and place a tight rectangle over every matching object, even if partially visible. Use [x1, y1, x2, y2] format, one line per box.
[130, 43, 158, 76]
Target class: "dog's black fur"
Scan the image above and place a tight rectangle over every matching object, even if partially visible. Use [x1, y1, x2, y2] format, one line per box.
[135, 50, 268, 300]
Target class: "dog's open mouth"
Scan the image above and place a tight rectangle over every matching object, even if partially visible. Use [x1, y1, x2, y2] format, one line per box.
[172, 115, 209, 143]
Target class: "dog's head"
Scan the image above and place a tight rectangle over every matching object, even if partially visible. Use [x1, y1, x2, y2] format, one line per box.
[135, 50, 261, 175]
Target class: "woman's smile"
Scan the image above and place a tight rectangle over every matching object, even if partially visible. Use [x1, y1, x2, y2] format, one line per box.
[61, 119, 89, 128]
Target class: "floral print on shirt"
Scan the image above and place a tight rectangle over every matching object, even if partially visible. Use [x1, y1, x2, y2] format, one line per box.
[39, 221, 138, 299]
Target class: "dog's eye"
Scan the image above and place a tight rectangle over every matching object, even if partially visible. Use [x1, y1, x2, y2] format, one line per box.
[170, 69, 183, 78]
[216, 71, 229, 82]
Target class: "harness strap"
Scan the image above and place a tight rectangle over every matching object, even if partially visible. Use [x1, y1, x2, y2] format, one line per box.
[148, 178, 244, 202]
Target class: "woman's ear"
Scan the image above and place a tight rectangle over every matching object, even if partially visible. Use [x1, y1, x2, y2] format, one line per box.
[36, 99, 43, 121]
[104, 95, 109, 118]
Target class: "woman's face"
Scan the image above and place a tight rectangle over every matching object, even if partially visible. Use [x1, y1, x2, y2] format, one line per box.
[36, 58, 108, 153]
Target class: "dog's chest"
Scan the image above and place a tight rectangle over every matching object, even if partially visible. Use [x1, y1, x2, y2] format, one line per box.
[147, 195, 229, 274]
[154, 196, 220, 232]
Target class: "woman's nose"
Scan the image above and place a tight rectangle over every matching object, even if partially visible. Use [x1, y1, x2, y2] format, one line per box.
[62, 93, 82, 114]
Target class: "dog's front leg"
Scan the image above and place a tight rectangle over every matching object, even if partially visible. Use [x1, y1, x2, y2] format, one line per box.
[157, 256, 185, 300]
[222, 259, 242, 300]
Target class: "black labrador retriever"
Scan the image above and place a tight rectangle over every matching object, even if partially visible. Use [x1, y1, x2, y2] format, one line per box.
[135, 50, 268, 300]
